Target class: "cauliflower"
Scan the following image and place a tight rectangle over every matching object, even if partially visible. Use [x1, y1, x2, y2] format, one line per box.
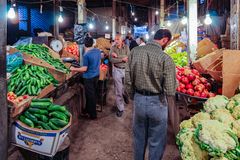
[232, 105, 240, 120]
[226, 94, 240, 112]
[204, 95, 229, 113]
[194, 120, 238, 156]
[211, 109, 235, 127]
[232, 120, 240, 138]
[180, 119, 194, 129]
[191, 112, 211, 127]
[176, 129, 209, 160]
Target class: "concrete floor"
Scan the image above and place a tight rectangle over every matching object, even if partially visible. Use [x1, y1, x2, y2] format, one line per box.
[69, 80, 181, 160]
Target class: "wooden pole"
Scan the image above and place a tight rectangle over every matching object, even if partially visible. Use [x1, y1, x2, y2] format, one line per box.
[0, 0, 8, 159]
[160, 0, 165, 27]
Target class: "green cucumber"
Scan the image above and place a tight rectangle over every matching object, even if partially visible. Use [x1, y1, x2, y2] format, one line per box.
[49, 111, 68, 121]
[50, 118, 68, 128]
[30, 101, 52, 109]
[28, 108, 48, 115]
[24, 111, 38, 124]
[32, 98, 53, 103]
[48, 104, 66, 112]
[48, 121, 60, 130]
[35, 126, 43, 129]
[38, 121, 52, 130]
[62, 110, 70, 118]
[19, 115, 34, 128]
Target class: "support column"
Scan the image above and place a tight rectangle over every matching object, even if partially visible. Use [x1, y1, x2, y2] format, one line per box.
[0, 0, 8, 159]
[77, 0, 86, 66]
[112, 0, 116, 39]
[53, 0, 59, 39]
[160, 0, 165, 27]
[188, 0, 198, 61]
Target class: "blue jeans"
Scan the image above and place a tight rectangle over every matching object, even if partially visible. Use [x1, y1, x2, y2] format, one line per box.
[133, 93, 168, 160]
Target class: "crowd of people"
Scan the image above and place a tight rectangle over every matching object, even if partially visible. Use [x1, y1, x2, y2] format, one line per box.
[70, 29, 180, 160]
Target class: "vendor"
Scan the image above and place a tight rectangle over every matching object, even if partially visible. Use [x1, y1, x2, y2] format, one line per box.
[70, 36, 101, 120]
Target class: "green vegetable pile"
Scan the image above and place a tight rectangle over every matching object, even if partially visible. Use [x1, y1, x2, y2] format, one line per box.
[19, 98, 70, 130]
[8, 64, 58, 96]
[177, 94, 240, 160]
[16, 44, 69, 73]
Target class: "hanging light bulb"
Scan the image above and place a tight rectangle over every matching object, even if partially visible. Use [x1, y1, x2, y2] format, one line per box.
[167, 21, 172, 27]
[204, 14, 212, 25]
[151, 31, 155, 35]
[105, 25, 109, 30]
[8, 7, 16, 19]
[145, 34, 149, 40]
[155, 10, 159, 15]
[88, 23, 94, 30]
[134, 17, 138, 22]
[131, 12, 135, 16]
[58, 14, 63, 23]
[181, 16, 187, 25]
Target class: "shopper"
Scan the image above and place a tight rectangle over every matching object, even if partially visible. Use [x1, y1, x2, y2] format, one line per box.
[70, 36, 101, 120]
[125, 29, 180, 160]
[110, 34, 130, 117]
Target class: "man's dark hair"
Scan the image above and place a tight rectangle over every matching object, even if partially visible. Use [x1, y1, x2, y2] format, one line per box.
[154, 29, 172, 41]
[140, 37, 145, 42]
[84, 37, 94, 47]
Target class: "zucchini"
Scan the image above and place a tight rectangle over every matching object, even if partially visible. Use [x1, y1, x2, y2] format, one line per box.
[48, 121, 60, 130]
[50, 118, 68, 128]
[48, 104, 66, 112]
[49, 111, 68, 121]
[19, 115, 34, 128]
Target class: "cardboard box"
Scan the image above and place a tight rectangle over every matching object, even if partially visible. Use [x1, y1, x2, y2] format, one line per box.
[12, 115, 72, 157]
[10, 96, 34, 118]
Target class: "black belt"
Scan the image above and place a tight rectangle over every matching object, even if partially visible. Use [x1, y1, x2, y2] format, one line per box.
[135, 89, 161, 96]
[114, 65, 125, 69]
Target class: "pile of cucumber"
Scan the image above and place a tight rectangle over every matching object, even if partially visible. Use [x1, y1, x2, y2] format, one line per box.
[16, 44, 70, 73]
[8, 64, 58, 96]
[19, 98, 70, 130]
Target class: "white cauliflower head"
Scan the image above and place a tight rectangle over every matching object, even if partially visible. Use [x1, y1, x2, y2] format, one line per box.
[204, 95, 229, 113]
[180, 119, 194, 130]
[211, 109, 235, 127]
[191, 112, 211, 127]
[232, 119, 240, 138]
[197, 120, 238, 154]
[210, 157, 228, 160]
[232, 105, 240, 120]
[176, 129, 209, 160]
[226, 94, 240, 112]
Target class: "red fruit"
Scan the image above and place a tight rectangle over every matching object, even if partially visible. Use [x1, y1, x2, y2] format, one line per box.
[186, 84, 193, 89]
[23, 95, 28, 99]
[192, 79, 201, 86]
[187, 74, 196, 81]
[177, 67, 185, 72]
[208, 92, 216, 98]
[181, 77, 189, 84]
[192, 69, 200, 76]
[200, 77, 207, 84]
[204, 83, 211, 91]
[176, 87, 181, 92]
[217, 88, 222, 94]
[177, 71, 183, 76]
[179, 83, 186, 89]
[181, 89, 187, 94]
[200, 92, 208, 98]
[176, 75, 182, 81]
[187, 89, 194, 96]
[194, 91, 201, 97]
[194, 84, 205, 92]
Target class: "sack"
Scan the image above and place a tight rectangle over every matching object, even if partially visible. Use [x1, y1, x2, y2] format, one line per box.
[7, 52, 23, 73]
[222, 50, 240, 98]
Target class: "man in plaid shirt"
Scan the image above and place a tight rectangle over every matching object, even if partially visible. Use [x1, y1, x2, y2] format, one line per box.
[125, 29, 180, 160]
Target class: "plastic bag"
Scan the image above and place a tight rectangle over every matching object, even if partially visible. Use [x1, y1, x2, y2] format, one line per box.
[7, 52, 23, 73]
[13, 37, 32, 46]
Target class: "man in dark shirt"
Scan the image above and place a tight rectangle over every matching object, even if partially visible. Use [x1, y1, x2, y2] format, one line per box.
[125, 29, 180, 160]
[70, 37, 101, 119]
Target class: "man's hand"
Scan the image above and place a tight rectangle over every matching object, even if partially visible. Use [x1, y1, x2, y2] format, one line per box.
[122, 57, 128, 62]
[70, 66, 77, 73]
[111, 52, 118, 58]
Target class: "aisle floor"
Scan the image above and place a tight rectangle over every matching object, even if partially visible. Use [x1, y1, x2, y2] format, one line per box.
[69, 80, 181, 160]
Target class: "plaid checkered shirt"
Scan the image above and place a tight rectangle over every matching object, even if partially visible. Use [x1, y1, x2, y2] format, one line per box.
[125, 41, 177, 97]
